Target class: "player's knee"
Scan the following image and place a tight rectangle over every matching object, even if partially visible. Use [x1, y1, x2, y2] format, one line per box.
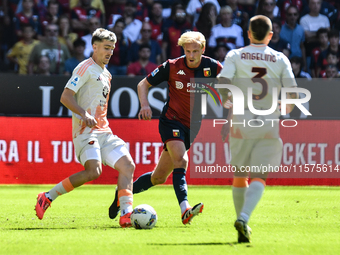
[118, 161, 135, 179]
[151, 175, 167, 185]
[172, 157, 188, 169]
[87, 167, 102, 181]
[125, 162, 135, 177]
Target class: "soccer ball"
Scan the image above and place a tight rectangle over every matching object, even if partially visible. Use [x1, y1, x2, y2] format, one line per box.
[130, 204, 157, 229]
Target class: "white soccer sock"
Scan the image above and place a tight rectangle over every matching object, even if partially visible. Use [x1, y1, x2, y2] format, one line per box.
[232, 186, 247, 218]
[47, 178, 74, 201]
[180, 200, 190, 215]
[239, 181, 265, 223]
[118, 189, 133, 216]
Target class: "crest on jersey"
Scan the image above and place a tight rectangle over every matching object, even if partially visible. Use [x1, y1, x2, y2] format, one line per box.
[203, 68, 211, 77]
[173, 129, 180, 137]
[102, 84, 109, 98]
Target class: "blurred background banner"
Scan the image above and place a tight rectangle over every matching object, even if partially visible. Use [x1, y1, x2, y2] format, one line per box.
[0, 74, 168, 118]
[1, 117, 340, 185]
[0, 74, 340, 119]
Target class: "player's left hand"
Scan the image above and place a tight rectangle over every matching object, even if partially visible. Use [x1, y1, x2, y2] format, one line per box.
[221, 123, 230, 142]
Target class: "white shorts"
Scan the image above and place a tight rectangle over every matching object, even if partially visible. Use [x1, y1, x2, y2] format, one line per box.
[229, 137, 283, 171]
[73, 132, 130, 168]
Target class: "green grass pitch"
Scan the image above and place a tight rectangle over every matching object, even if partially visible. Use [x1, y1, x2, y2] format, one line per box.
[1, 185, 340, 255]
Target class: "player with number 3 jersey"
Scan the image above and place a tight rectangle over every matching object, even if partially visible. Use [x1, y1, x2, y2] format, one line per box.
[217, 15, 298, 243]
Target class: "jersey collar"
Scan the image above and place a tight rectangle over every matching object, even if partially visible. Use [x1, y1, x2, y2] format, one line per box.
[250, 43, 267, 48]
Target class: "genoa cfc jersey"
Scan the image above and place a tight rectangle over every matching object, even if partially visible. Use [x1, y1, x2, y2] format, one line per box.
[146, 55, 223, 129]
[65, 58, 112, 138]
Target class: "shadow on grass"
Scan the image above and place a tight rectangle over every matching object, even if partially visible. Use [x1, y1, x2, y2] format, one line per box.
[3, 225, 122, 230]
[147, 242, 252, 246]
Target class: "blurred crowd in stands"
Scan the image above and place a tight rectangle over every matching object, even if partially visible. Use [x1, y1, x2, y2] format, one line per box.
[0, 0, 339, 79]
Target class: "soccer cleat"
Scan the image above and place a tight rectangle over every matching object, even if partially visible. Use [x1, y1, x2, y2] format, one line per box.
[234, 218, 252, 243]
[35, 192, 52, 220]
[119, 212, 132, 228]
[181, 202, 204, 225]
[108, 188, 120, 219]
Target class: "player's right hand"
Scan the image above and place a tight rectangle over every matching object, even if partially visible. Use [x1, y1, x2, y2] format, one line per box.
[82, 112, 97, 128]
[223, 93, 233, 109]
[138, 106, 152, 120]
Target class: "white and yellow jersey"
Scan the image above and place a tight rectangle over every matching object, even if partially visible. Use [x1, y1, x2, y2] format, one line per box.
[65, 58, 112, 138]
[218, 44, 297, 139]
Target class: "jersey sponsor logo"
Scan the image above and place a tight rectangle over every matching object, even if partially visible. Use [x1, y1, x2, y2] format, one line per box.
[71, 76, 79, 86]
[173, 129, 180, 137]
[99, 100, 106, 107]
[176, 70, 186, 75]
[175, 81, 184, 89]
[203, 68, 211, 77]
[97, 75, 102, 81]
[151, 68, 159, 76]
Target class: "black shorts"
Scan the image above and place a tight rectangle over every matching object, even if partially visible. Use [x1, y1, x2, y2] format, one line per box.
[158, 116, 201, 150]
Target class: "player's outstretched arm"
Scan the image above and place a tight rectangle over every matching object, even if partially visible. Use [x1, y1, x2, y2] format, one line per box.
[137, 78, 152, 121]
[60, 88, 97, 128]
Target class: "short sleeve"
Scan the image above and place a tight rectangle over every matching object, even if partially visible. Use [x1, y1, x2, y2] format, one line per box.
[146, 60, 170, 86]
[217, 50, 236, 80]
[65, 65, 90, 93]
[281, 54, 297, 88]
[299, 16, 309, 31]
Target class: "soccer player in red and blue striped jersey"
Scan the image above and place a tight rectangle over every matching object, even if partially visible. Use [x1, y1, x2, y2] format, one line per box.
[109, 31, 223, 225]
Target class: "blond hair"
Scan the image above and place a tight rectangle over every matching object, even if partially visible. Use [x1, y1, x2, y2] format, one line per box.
[91, 28, 117, 45]
[177, 31, 206, 49]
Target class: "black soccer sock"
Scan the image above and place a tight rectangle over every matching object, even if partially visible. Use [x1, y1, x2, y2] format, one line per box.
[133, 172, 154, 194]
[173, 168, 188, 205]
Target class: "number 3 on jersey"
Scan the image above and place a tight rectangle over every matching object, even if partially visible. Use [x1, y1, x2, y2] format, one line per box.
[251, 67, 267, 100]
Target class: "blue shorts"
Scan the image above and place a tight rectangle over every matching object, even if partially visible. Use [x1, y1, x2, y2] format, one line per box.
[158, 116, 201, 150]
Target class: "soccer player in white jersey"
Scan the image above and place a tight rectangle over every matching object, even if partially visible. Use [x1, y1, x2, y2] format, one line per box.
[217, 15, 297, 243]
[35, 28, 135, 228]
